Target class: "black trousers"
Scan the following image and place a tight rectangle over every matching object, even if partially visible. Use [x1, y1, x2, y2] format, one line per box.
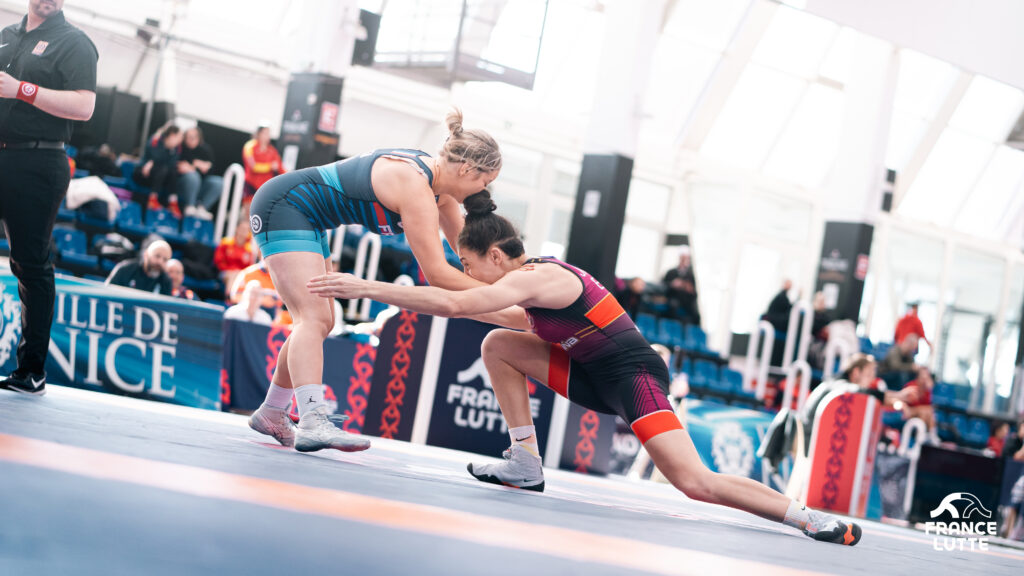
[0, 148, 69, 375]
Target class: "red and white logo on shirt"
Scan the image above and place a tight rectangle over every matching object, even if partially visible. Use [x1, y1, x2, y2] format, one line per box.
[31, 41, 48, 55]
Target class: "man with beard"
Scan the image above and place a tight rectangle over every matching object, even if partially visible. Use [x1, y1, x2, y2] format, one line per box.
[106, 239, 173, 296]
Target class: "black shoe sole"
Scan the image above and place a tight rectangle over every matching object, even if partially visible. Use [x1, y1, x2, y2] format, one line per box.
[814, 522, 862, 546]
[0, 382, 46, 396]
[467, 463, 545, 493]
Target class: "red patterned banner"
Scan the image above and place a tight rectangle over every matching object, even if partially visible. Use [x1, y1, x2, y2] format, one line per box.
[343, 343, 376, 433]
[380, 310, 418, 439]
[574, 410, 600, 473]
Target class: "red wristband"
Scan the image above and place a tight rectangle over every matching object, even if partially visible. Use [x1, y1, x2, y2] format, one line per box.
[16, 81, 38, 104]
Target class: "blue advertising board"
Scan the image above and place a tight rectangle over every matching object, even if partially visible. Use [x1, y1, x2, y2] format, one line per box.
[425, 318, 557, 457]
[0, 273, 223, 410]
[685, 399, 775, 482]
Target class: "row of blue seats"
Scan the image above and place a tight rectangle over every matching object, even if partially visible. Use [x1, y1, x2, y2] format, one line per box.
[934, 410, 993, 447]
[679, 358, 753, 398]
[635, 313, 711, 353]
[53, 226, 223, 293]
[59, 200, 216, 247]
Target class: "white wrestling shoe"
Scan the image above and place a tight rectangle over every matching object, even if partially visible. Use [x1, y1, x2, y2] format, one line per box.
[467, 445, 545, 492]
[294, 406, 371, 453]
[248, 405, 296, 447]
[803, 509, 862, 546]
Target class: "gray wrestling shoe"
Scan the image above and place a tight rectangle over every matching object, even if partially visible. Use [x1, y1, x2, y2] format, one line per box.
[803, 509, 862, 546]
[294, 406, 371, 453]
[248, 405, 296, 447]
[467, 445, 545, 492]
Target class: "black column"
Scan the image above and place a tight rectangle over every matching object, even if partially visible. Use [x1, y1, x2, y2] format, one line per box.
[564, 154, 633, 289]
[279, 73, 343, 170]
[814, 221, 874, 322]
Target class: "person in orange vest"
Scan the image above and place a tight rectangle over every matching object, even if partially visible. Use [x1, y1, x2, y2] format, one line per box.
[241, 123, 284, 199]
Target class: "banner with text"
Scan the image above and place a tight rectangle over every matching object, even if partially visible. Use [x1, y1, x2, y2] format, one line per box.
[0, 274, 222, 410]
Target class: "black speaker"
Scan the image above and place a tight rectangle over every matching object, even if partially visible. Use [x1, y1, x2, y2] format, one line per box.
[352, 10, 381, 67]
[71, 86, 142, 156]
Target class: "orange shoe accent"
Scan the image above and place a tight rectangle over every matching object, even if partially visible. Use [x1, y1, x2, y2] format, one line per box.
[843, 525, 855, 545]
[147, 193, 162, 212]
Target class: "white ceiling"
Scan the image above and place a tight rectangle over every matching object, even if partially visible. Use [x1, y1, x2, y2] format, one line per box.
[803, 0, 1024, 92]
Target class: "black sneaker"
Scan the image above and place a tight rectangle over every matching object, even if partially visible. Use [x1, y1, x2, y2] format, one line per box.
[1, 371, 47, 396]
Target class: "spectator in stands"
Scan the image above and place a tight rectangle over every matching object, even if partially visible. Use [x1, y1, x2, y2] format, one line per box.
[106, 239, 172, 295]
[898, 366, 936, 435]
[841, 353, 911, 409]
[879, 333, 919, 375]
[135, 124, 184, 218]
[215, 217, 255, 298]
[988, 422, 1010, 456]
[242, 124, 284, 199]
[615, 277, 648, 319]
[230, 260, 279, 311]
[662, 247, 700, 326]
[224, 280, 273, 325]
[177, 127, 222, 220]
[165, 258, 198, 301]
[894, 302, 932, 352]
[1003, 420, 1024, 461]
[1006, 475, 1024, 541]
[75, 144, 120, 178]
[763, 279, 794, 333]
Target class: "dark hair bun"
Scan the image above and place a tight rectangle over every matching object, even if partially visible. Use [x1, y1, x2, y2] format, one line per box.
[463, 189, 497, 218]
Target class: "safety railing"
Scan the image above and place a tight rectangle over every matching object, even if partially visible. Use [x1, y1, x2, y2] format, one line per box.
[744, 320, 775, 401]
[781, 300, 814, 371]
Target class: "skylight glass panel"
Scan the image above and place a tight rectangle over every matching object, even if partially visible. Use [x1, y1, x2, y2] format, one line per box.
[763, 84, 844, 187]
[954, 146, 1024, 237]
[948, 76, 1024, 143]
[884, 111, 930, 172]
[900, 128, 994, 226]
[892, 49, 959, 119]
[818, 27, 857, 85]
[699, 64, 805, 170]
[643, 37, 721, 131]
[751, 5, 837, 78]
[663, 0, 752, 51]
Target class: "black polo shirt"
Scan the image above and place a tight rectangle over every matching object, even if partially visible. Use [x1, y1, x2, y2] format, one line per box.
[0, 10, 98, 143]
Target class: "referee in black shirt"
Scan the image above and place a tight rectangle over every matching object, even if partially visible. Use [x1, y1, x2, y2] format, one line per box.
[0, 0, 97, 395]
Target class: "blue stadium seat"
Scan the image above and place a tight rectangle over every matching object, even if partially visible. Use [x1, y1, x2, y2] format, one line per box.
[145, 208, 189, 244]
[65, 144, 77, 158]
[56, 199, 75, 222]
[73, 169, 90, 178]
[950, 413, 969, 442]
[53, 228, 98, 269]
[949, 385, 971, 411]
[657, 318, 684, 348]
[690, 360, 718, 390]
[182, 216, 215, 246]
[116, 200, 148, 238]
[635, 313, 658, 343]
[964, 418, 990, 447]
[931, 382, 954, 407]
[183, 276, 221, 292]
[858, 337, 873, 353]
[0, 238, 8, 254]
[680, 357, 692, 377]
[683, 324, 707, 351]
[721, 368, 744, 394]
[101, 175, 129, 189]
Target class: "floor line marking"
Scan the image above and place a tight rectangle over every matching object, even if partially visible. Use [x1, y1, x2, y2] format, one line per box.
[0, 432, 828, 576]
